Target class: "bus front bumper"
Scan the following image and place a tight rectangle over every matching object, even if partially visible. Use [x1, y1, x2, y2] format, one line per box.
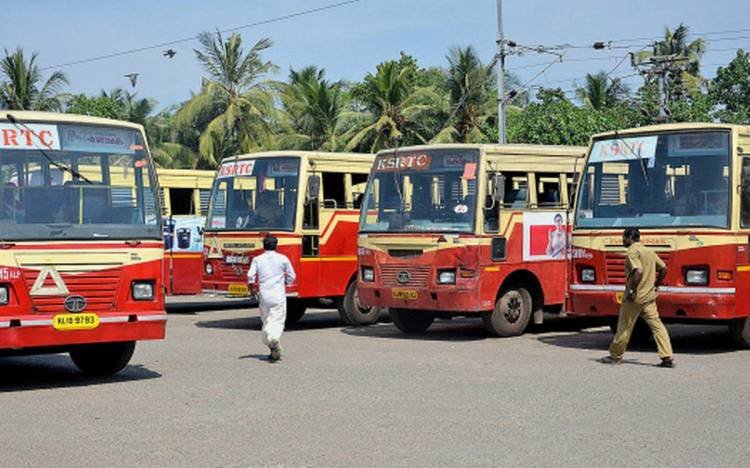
[568, 285, 736, 320]
[0, 312, 166, 350]
[358, 283, 485, 313]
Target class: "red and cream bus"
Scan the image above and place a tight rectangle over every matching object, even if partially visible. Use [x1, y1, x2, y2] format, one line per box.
[357, 144, 584, 335]
[569, 123, 750, 347]
[0, 111, 166, 375]
[202, 151, 377, 325]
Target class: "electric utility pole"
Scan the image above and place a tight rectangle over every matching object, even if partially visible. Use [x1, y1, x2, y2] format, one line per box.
[633, 53, 688, 123]
[496, 0, 506, 143]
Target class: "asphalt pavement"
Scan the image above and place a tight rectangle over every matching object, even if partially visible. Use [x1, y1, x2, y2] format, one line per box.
[1, 306, 748, 467]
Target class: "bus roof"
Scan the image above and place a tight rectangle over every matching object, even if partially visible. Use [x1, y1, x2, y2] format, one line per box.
[590, 122, 750, 141]
[0, 110, 145, 132]
[221, 150, 373, 163]
[376, 143, 586, 158]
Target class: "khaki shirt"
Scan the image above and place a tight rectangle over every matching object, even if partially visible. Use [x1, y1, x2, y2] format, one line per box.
[624, 242, 666, 304]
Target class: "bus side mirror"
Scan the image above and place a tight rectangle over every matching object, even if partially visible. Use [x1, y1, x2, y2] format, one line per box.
[492, 174, 506, 203]
[307, 175, 320, 201]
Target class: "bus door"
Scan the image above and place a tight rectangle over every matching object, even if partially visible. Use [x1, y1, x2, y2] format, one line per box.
[300, 172, 321, 297]
[737, 158, 750, 311]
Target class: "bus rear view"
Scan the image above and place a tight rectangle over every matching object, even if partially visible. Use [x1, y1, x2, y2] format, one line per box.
[0, 111, 166, 375]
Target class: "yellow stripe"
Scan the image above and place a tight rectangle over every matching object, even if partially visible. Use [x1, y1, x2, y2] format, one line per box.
[484, 265, 500, 272]
[300, 255, 357, 263]
[737, 265, 750, 272]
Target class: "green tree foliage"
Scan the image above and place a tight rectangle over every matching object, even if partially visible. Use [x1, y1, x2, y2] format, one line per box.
[710, 50, 750, 124]
[66, 88, 155, 123]
[508, 88, 641, 146]
[174, 31, 279, 167]
[575, 72, 629, 110]
[0, 47, 68, 111]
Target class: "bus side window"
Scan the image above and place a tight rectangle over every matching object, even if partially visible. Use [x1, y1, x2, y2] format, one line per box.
[503, 173, 529, 208]
[351, 173, 368, 209]
[322, 172, 346, 209]
[741, 159, 750, 227]
[484, 174, 500, 233]
[536, 173, 562, 207]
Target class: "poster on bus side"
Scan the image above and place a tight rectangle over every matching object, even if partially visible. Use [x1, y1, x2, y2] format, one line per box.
[522, 212, 570, 261]
[164, 216, 205, 253]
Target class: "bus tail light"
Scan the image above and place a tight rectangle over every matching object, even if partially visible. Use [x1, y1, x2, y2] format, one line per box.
[685, 268, 709, 286]
[437, 269, 456, 285]
[0, 285, 9, 305]
[132, 281, 155, 300]
[580, 268, 596, 283]
[361, 266, 374, 282]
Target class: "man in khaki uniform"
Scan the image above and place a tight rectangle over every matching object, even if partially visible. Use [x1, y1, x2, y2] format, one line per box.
[600, 228, 675, 367]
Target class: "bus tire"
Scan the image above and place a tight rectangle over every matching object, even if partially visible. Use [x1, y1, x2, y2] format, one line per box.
[483, 288, 532, 337]
[337, 281, 380, 326]
[390, 308, 434, 334]
[729, 317, 750, 348]
[69, 341, 136, 376]
[285, 299, 307, 326]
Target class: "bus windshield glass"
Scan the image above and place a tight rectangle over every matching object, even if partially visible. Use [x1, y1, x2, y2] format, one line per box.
[360, 149, 479, 233]
[206, 157, 300, 231]
[576, 130, 730, 229]
[0, 122, 161, 240]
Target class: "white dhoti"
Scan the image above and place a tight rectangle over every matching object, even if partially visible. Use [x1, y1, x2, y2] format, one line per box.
[259, 297, 286, 346]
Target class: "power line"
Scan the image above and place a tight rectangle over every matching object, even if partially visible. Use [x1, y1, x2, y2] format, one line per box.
[40, 0, 362, 71]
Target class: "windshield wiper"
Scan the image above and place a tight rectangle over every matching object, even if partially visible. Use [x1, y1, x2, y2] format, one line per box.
[6, 113, 93, 184]
[613, 130, 649, 186]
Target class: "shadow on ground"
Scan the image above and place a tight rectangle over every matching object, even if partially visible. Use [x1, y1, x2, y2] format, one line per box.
[0, 354, 161, 392]
[538, 323, 744, 355]
[195, 310, 349, 332]
[166, 297, 257, 315]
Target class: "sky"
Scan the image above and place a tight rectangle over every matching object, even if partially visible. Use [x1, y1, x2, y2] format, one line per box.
[2, 0, 749, 109]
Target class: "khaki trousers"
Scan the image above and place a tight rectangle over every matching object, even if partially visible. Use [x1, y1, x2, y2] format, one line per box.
[609, 300, 673, 360]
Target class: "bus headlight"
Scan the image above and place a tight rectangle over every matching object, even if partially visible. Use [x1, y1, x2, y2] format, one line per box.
[437, 269, 456, 285]
[205, 263, 214, 275]
[685, 268, 708, 286]
[361, 266, 374, 282]
[132, 281, 155, 300]
[0, 286, 8, 305]
[580, 268, 596, 283]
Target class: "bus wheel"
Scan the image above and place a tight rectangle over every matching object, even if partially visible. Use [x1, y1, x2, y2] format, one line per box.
[483, 288, 532, 337]
[729, 317, 750, 348]
[285, 299, 307, 326]
[338, 281, 380, 326]
[69, 341, 136, 376]
[390, 308, 434, 334]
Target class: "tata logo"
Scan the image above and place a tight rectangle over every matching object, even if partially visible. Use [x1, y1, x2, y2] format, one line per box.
[64, 295, 87, 313]
[396, 271, 411, 284]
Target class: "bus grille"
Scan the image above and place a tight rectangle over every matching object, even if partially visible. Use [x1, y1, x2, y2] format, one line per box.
[23, 270, 122, 313]
[221, 263, 250, 280]
[605, 252, 670, 284]
[380, 265, 431, 287]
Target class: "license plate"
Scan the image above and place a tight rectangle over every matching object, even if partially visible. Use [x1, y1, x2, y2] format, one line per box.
[228, 283, 249, 296]
[53, 313, 100, 331]
[392, 289, 418, 300]
[615, 292, 624, 304]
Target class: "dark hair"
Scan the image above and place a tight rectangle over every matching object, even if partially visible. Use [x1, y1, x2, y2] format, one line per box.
[263, 236, 278, 251]
[623, 227, 640, 241]
[554, 213, 563, 223]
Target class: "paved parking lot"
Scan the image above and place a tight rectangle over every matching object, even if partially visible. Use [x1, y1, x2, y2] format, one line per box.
[2, 306, 748, 467]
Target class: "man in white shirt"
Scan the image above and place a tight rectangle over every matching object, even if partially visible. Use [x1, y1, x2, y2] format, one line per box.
[247, 236, 296, 362]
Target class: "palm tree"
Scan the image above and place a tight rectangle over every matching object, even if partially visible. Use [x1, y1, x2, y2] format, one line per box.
[344, 60, 444, 152]
[100, 88, 155, 124]
[637, 24, 707, 98]
[0, 48, 68, 111]
[280, 66, 346, 151]
[575, 72, 629, 110]
[433, 46, 496, 143]
[174, 30, 279, 167]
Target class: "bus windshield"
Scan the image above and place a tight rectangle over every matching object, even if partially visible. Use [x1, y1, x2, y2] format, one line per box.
[206, 157, 300, 231]
[0, 122, 161, 240]
[576, 130, 730, 229]
[359, 149, 479, 233]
